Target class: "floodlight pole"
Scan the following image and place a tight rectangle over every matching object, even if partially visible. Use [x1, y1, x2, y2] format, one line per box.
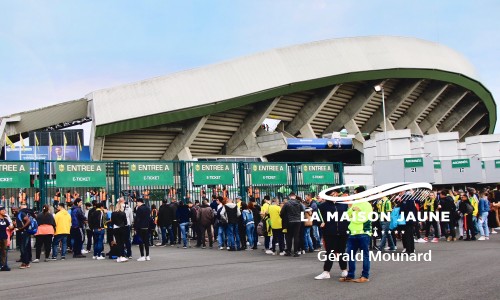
[375, 85, 389, 158]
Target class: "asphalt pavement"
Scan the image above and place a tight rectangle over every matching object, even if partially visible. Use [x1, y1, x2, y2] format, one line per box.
[1, 234, 499, 300]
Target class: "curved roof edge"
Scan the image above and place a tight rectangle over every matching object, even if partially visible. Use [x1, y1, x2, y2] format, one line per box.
[89, 36, 485, 126]
[95, 68, 496, 137]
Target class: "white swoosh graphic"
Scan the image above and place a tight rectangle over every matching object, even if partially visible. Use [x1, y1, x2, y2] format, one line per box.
[318, 182, 432, 204]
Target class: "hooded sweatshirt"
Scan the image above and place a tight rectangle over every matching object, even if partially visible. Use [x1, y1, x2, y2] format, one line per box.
[347, 201, 372, 236]
[55, 209, 71, 235]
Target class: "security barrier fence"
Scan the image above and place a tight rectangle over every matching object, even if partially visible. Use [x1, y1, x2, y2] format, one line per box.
[0, 160, 343, 212]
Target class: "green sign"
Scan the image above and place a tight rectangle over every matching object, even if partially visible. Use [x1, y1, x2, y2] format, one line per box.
[129, 162, 174, 186]
[495, 160, 500, 168]
[193, 162, 233, 185]
[56, 162, 107, 187]
[302, 164, 334, 184]
[404, 158, 424, 168]
[433, 160, 441, 169]
[34, 179, 56, 188]
[0, 162, 30, 188]
[251, 163, 287, 185]
[451, 159, 470, 168]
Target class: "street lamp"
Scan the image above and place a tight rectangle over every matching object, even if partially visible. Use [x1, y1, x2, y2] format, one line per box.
[374, 85, 389, 158]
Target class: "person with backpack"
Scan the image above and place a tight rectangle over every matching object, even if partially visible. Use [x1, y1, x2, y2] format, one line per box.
[83, 201, 96, 255]
[135, 199, 152, 261]
[197, 199, 214, 248]
[241, 202, 255, 250]
[458, 193, 476, 241]
[16, 203, 35, 269]
[33, 204, 55, 263]
[111, 202, 128, 263]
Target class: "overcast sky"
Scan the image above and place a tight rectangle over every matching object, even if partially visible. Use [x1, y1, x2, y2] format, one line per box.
[1, 0, 499, 143]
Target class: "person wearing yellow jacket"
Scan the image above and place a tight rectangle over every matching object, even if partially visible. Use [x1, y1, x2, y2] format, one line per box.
[267, 198, 285, 255]
[260, 196, 273, 253]
[50, 203, 72, 260]
[340, 186, 372, 283]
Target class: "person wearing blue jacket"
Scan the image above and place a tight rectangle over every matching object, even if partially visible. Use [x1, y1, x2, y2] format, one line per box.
[70, 198, 87, 258]
[477, 191, 490, 240]
[314, 190, 349, 280]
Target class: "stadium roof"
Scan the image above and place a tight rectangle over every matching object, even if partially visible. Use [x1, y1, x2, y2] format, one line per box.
[1, 36, 496, 160]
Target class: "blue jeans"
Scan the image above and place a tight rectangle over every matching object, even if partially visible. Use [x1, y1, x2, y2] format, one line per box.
[346, 234, 371, 279]
[180, 222, 189, 247]
[246, 224, 255, 247]
[478, 212, 489, 237]
[52, 234, 69, 258]
[303, 227, 313, 251]
[19, 232, 32, 264]
[218, 224, 227, 247]
[160, 226, 168, 245]
[379, 221, 395, 250]
[226, 223, 240, 249]
[312, 225, 321, 249]
[93, 229, 105, 257]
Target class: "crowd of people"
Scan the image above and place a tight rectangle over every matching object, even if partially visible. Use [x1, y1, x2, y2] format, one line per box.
[0, 185, 499, 284]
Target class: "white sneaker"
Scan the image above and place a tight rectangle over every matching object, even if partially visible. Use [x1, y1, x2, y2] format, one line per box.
[119, 257, 128, 262]
[32, 259, 39, 263]
[257, 242, 262, 246]
[226, 247, 230, 250]
[384, 246, 390, 250]
[341, 270, 348, 277]
[82, 250, 89, 254]
[265, 250, 273, 255]
[137, 257, 146, 262]
[96, 256, 105, 260]
[155, 243, 163, 246]
[478, 236, 486, 241]
[414, 239, 418, 242]
[92, 256, 97, 260]
[314, 271, 331, 280]
[495, 227, 500, 230]
[146, 256, 151, 261]
[402, 248, 406, 253]
[219, 247, 224, 250]
[417, 238, 427, 243]
[491, 230, 497, 234]
[246, 242, 250, 246]
[116, 258, 121, 262]
[302, 250, 306, 254]
[485, 237, 490, 240]
[279, 251, 286, 256]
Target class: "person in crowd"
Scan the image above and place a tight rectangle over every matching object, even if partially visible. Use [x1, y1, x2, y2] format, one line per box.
[88, 202, 106, 259]
[17, 203, 34, 269]
[303, 207, 314, 253]
[268, 198, 285, 255]
[70, 198, 87, 258]
[197, 199, 214, 248]
[84, 201, 96, 255]
[156, 200, 171, 247]
[458, 193, 476, 241]
[123, 200, 134, 258]
[111, 202, 128, 263]
[488, 191, 499, 234]
[0, 206, 13, 271]
[149, 204, 158, 247]
[401, 191, 417, 253]
[216, 197, 227, 250]
[260, 196, 272, 253]
[189, 201, 201, 245]
[315, 190, 349, 280]
[375, 194, 397, 250]
[176, 201, 191, 249]
[477, 191, 490, 240]
[423, 191, 440, 242]
[439, 190, 457, 242]
[223, 198, 241, 251]
[241, 202, 255, 250]
[135, 198, 152, 261]
[249, 198, 261, 249]
[280, 192, 304, 257]
[305, 193, 321, 251]
[340, 186, 372, 283]
[50, 203, 71, 260]
[170, 197, 180, 245]
[33, 204, 56, 263]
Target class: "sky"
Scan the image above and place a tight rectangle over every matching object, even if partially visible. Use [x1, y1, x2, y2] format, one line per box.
[1, 0, 499, 144]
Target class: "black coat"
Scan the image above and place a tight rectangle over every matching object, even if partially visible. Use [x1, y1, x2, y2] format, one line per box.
[157, 204, 174, 227]
[134, 205, 151, 230]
